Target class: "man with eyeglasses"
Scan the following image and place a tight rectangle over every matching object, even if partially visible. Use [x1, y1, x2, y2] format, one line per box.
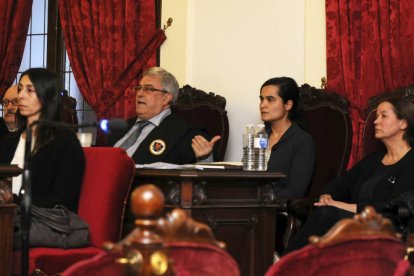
[113, 67, 220, 164]
[0, 85, 19, 140]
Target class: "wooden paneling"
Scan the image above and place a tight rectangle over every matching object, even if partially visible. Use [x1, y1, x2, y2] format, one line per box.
[129, 169, 285, 276]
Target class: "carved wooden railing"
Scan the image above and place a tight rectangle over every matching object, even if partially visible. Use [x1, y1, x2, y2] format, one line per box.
[104, 184, 225, 275]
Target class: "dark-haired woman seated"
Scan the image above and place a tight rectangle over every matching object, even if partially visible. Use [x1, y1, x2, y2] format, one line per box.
[284, 97, 414, 254]
[0, 68, 85, 248]
[260, 77, 315, 198]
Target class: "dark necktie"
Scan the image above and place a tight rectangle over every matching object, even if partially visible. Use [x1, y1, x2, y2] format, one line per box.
[119, 121, 151, 150]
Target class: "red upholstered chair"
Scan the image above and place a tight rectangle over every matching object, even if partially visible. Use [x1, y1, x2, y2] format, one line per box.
[155, 208, 239, 276]
[62, 185, 239, 276]
[13, 147, 135, 275]
[61, 251, 124, 275]
[62, 242, 239, 276]
[267, 207, 410, 276]
[167, 242, 239, 276]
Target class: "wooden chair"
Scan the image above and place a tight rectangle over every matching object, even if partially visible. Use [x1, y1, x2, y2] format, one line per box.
[62, 184, 240, 276]
[172, 84, 229, 161]
[362, 84, 414, 157]
[267, 207, 410, 276]
[277, 84, 353, 250]
[299, 83, 352, 198]
[61, 89, 79, 132]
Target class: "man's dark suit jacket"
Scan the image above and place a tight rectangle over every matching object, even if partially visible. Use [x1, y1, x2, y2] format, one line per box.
[0, 118, 9, 141]
[117, 113, 209, 165]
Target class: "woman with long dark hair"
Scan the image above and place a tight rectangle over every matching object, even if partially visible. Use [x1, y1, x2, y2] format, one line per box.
[0, 68, 85, 213]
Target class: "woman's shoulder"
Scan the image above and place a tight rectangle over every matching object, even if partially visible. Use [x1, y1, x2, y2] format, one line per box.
[398, 149, 414, 168]
[37, 130, 84, 163]
[360, 149, 414, 166]
[43, 129, 82, 151]
[290, 123, 314, 144]
[351, 151, 387, 172]
[404, 148, 414, 159]
[358, 150, 385, 163]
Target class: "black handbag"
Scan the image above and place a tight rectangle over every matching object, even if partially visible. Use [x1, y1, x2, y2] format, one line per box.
[14, 204, 90, 249]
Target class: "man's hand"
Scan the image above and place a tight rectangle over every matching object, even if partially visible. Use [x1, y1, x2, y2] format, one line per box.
[192, 135, 221, 160]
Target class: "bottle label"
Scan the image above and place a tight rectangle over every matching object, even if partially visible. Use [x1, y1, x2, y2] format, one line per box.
[254, 137, 268, 148]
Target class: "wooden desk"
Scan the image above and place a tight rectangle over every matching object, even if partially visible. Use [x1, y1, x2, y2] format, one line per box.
[133, 169, 285, 276]
[0, 165, 22, 276]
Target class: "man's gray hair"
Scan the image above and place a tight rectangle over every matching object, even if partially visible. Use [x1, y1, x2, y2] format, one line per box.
[143, 67, 179, 103]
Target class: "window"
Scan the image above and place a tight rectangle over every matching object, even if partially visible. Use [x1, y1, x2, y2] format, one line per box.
[3, 0, 161, 127]
[14, 0, 96, 127]
[18, 0, 48, 78]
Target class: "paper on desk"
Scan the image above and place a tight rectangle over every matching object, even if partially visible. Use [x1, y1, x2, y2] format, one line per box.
[195, 161, 243, 170]
[135, 162, 189, 169]
[196, 161, 243, 166]
[135, 161, 243, 170]
[135, 162, 208, 170]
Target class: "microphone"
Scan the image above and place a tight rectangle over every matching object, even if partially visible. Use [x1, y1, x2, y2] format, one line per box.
[81, 118, 128, 133]
[35, 118, 128, 133]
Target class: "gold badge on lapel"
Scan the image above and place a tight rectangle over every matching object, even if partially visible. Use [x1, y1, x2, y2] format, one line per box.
[149, 139, 166, 155]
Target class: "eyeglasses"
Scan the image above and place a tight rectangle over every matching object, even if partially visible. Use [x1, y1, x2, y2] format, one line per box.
[134, 85, 170, 94]
[1, 98, 19, 107]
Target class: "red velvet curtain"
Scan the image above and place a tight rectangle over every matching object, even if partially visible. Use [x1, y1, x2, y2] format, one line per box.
[0, 0, 32, 96]
[326, 0, 414, 166]
[58, 0, 166, 119]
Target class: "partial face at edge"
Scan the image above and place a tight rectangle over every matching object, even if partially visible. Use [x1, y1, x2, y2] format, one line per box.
[3, 85, 18, 126]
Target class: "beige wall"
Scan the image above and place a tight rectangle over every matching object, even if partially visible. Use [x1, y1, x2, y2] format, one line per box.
[161, 0, 326, 161]
[160, 0, 189, 85]
[305, 0, 326, 87]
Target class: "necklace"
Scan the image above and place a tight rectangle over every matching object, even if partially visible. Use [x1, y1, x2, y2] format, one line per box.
[384, 147, 411, 164]
[7, 126, 18, 132]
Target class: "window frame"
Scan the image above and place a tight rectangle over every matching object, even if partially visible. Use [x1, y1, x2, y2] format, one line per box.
[46, 0, 65, 87]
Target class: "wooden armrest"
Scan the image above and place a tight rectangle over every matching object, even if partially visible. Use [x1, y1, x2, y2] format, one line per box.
[273, 199, 289, 211]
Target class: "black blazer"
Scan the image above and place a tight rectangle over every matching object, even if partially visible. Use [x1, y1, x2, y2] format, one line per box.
[267, 123, 315, 199]
[0, 130, 85, 212]
[323, 149, 414, 212]
[0, 118, 9, 141]
[118, 113, 209, 165]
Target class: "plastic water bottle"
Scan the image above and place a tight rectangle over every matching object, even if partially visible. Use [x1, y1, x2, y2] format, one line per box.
[254, 124, 268, 171]
[243, 124, 255, 171]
